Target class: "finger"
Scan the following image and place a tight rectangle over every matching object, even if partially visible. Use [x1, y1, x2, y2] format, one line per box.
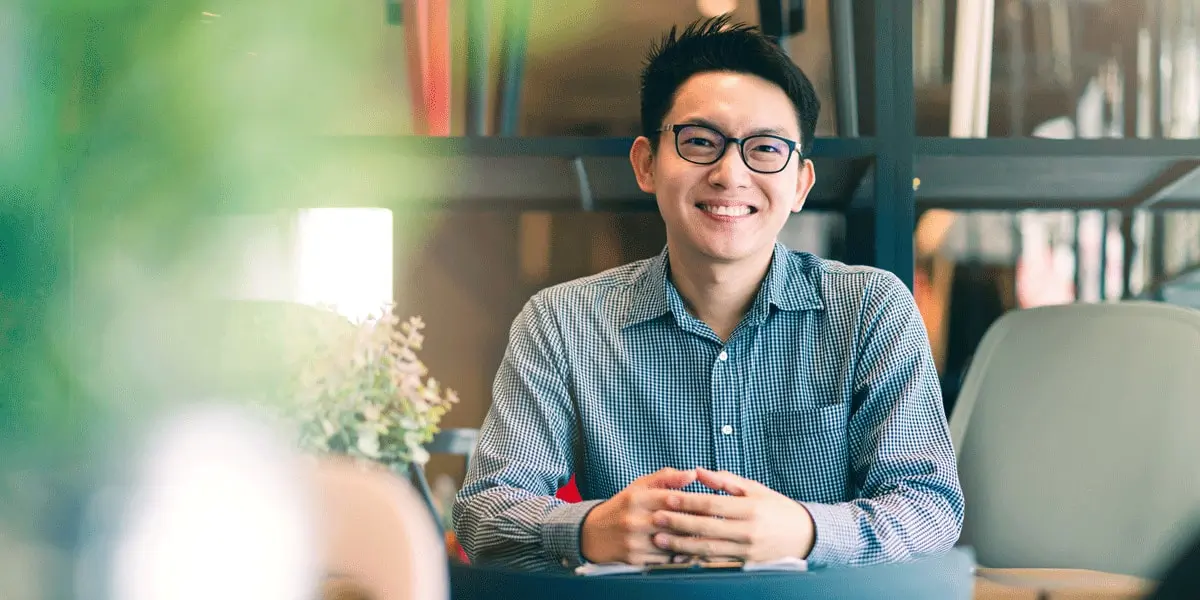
[653, 532, 746, 560]
[627, 533, 674, 565]
[631, 551, 674, 566]
[641, 468, 698, 490]
[695, 468, 761, 496]
[663, 491, 756, 519]
[630, 488, 677, 513]
[653, 510, 751, 543]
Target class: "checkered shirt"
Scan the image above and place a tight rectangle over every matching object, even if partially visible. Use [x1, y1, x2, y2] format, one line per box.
[453, 243, 964, 572]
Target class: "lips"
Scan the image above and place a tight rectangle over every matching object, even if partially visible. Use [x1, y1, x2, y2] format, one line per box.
[697, 203, 756, 217]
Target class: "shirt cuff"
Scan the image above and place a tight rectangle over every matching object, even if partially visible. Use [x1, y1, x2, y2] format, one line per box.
[801, 501, 860, 567]
[541, 499, 606, 569]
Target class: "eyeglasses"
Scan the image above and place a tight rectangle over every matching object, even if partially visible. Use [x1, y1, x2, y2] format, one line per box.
[658, 123, 802, 174]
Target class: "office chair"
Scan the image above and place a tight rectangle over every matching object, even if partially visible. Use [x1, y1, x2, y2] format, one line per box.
[950, 301, 1200, 578]
[408, 428, 479, 528]
[1151, 524, 1200, 599]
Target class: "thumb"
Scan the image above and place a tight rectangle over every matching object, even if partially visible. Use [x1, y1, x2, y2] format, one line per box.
[641, 467, 697, 489]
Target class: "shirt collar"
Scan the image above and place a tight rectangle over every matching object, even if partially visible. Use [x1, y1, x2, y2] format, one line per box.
[622, 242, 824, 330]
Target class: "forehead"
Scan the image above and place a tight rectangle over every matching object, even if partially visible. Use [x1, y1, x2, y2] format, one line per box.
[665, 71, 800, 138]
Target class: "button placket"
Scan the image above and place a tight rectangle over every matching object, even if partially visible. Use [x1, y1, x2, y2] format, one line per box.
[712, 344, 741, 473]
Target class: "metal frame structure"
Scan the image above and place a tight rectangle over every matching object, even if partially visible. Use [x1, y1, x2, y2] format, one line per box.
[361, 0, 1200, 291]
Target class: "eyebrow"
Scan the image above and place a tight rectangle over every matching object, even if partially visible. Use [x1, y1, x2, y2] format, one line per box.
[682, 117, 793, 139]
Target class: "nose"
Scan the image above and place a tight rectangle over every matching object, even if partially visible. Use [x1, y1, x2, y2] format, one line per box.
[706, 143, 753, 190]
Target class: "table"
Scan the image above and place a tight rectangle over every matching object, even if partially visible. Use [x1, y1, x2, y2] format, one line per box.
[450, 548, 976, 600]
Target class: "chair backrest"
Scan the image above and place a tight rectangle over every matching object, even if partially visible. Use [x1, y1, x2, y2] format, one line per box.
[314, 458, 448, 600]
[427, 428, 479, 466]
[950, 301, 1200, 578]
[408, 428, 480, 525]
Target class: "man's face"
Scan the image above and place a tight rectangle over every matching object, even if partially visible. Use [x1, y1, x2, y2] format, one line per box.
[631, 71, 815, 266]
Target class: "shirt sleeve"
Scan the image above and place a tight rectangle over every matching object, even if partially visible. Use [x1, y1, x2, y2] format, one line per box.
[801, 271, 965, 567]
[451, 293, 602, 572]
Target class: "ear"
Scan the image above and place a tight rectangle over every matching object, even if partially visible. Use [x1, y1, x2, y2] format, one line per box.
[791, 158, 815, 213]
[629, 136, 656, 194]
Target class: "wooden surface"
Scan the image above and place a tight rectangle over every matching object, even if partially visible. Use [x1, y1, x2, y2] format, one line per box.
[974, 568, 1155, 600]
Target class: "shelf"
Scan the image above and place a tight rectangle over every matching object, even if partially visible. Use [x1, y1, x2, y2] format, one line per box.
[913, 138, 1200, 211]
[211, 136, 1200, 214]
[221, 136, 878, 213]
[1149, 262, 1200, 307]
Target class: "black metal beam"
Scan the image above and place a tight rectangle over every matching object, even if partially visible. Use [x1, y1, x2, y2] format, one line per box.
[914, 143, 1200, 209]
[1126, 160, 1200, 210]
[1150, 212, 1167, 283]
[916, 137, 1200, 157]
[906, 198, 1200, 212]
[326, 135, 875, 158]
[872, 0, 916, 289]
[1144, 261, 1200, 303]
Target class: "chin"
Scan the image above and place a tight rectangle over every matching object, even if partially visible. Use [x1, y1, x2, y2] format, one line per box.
[693, 242, 764, 264]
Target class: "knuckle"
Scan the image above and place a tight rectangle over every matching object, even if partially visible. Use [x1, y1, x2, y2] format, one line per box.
[619, 514, 639, 532]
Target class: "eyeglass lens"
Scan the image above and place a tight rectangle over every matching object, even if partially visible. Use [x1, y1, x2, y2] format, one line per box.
[675, 125, 792, 172]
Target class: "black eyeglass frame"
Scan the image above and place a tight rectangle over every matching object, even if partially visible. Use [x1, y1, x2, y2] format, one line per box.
[658, 123, 805, 174]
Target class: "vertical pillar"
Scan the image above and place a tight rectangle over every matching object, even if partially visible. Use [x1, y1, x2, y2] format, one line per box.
[873, 0, 917, 289]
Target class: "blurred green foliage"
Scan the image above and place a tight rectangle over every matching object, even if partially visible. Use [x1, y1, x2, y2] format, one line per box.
[0, 0, 421, 483]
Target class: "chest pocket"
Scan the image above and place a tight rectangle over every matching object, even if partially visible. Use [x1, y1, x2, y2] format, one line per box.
[767, 404, 850, 503]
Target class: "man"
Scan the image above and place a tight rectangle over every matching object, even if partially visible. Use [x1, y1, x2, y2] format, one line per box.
[453, 16, 963, 572]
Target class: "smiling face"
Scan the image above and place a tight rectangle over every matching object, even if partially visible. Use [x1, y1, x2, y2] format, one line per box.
[631, 71, 815, 268]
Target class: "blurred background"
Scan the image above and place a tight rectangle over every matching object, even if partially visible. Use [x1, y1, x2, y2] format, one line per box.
[2, 0, 1199, 597]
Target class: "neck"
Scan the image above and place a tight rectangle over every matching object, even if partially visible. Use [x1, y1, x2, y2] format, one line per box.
[667, 244, 774, 341]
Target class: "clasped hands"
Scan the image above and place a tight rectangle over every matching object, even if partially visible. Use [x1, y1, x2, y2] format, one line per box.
[579, 467, 815, 566]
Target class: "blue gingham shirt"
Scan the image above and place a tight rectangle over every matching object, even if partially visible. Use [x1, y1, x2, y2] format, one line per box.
[454, 243, 964, 571]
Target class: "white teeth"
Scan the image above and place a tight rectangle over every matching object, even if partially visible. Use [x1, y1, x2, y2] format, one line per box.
[700, 204, 752, 217]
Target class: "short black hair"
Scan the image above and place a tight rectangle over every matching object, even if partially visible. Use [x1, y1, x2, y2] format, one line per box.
[639, 15, 820, 156]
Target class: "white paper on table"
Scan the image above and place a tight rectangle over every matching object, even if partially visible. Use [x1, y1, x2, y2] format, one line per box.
[574, 563, 648, 576]
[575, 557, 807, 576]
[740, 557, 808, 572]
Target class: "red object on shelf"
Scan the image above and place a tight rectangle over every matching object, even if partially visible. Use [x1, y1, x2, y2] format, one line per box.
[402, 0, 449, 135]
[402, 0, 429, 134]
[556, 475, 582, 503]
[425, 0, 451, 135]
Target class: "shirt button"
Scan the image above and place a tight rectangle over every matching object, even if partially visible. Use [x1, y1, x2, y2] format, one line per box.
[718, 350, 729, 361]
[721, 425, 733, 435]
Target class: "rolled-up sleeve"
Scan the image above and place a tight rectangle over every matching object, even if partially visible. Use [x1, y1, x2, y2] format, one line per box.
[452, 293, 600, 571]
[801, 272, 965, 566]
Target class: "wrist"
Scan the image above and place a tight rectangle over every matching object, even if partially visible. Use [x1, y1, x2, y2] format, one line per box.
[579, 501, 608, 563]
[543, 499, 606, 569]
[795, 501, 816, 559]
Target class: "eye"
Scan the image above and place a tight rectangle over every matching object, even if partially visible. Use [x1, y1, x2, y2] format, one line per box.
[752, 144, 782, 154]
[682, 136, 716, 148]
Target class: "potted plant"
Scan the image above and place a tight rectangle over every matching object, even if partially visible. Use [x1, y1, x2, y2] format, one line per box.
[259, 305, 459, 477]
